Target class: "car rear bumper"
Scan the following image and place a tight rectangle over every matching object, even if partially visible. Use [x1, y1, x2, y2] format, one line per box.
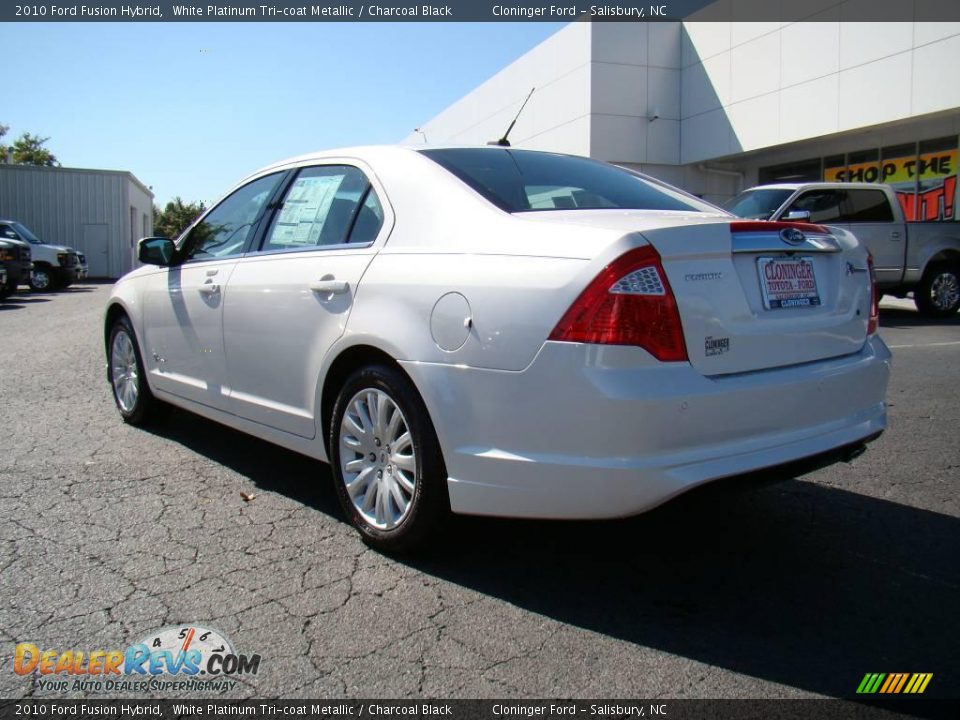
[403, 336, 891, 519]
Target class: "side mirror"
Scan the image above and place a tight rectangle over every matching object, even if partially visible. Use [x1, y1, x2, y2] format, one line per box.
[784, 210, 812, 222]
[138, 237, 176, 266]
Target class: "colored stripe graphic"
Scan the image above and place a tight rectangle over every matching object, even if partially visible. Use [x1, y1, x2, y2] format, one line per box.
[857, 673, 932, 694]
[893, 673, 909, 693]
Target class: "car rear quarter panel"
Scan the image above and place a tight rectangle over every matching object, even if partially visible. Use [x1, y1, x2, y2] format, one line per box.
[346, 251, 592, 372]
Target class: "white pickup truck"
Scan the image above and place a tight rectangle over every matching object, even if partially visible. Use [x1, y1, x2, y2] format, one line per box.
[724, 182, 960, 317]
[0, 219, 86, 291]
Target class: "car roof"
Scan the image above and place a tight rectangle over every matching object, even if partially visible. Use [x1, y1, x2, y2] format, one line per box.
[249, 143, 585, 175]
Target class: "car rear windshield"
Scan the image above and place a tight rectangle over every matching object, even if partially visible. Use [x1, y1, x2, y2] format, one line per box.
[420, 148, 716, 214]
[723, 188, 794, 220]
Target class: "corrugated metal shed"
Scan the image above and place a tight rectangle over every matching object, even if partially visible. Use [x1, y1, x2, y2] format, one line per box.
[0, 164, 153, 278]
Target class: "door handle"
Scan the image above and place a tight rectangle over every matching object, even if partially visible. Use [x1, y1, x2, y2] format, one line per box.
[198, 283, 221, 295]
[310, 279, 349, 295]
[890, 231, 902, 240]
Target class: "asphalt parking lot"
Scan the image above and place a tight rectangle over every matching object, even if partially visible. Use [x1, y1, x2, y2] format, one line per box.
[0, 284, 957, 700]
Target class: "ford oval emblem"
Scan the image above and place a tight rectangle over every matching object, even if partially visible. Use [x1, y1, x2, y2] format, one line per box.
[780, 227, 806, 245]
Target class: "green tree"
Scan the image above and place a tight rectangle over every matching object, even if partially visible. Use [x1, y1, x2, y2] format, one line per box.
[0, 124, 9, 163]
[9, 132, 58, 166]
[153, 197, 206, 240]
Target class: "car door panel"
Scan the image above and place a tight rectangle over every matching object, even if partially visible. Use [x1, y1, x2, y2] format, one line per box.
[223, 250, 376, 438]
[221, 164, 389, 439]
[143, 261, 238, 409]
[139, 172, 287, 411]
[842, 189, 906, 285]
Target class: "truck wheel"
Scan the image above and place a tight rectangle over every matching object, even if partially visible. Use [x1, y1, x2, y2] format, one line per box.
[0, 283, 11, 301]
[29, 266, 53, 292]
[915, 264, 960, 317]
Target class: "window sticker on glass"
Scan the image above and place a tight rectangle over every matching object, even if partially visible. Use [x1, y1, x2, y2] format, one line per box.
[271, 174, 346, 247]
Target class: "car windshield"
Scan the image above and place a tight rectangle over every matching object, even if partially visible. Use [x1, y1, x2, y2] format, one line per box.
[723, 189, 794, 220]
[11, 222, 42, 244]
[420, 148, 718, 214]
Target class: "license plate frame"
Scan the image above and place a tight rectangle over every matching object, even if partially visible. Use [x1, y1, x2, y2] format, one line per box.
[757, 256, 821, 310]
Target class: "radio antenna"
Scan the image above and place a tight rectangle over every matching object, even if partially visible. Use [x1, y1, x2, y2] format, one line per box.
[488, 87, 535, 147]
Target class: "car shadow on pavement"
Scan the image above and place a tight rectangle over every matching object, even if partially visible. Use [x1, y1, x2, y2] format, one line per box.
[147, 407, 344, 519]
[0, 297, 51, 309]
[412, 473, 960, 705]
[146, 408, 958, 703]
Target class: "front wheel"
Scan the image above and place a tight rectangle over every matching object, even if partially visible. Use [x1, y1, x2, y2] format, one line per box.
[915, 264, 960, 317]
[28, 266, 54, 292]
[108, 316, 162, 425]
[329, 364, 448, 553]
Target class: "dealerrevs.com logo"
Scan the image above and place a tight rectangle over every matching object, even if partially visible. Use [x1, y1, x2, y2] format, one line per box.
[14, 625, 261, 693]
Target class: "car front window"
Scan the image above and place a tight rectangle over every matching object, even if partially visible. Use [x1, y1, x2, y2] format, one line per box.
[183, 173, 285, 261]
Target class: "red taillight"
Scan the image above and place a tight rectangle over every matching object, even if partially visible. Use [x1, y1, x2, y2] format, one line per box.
[549, 245, 688, 362]
[730, 220, 832, 234]
[867, 252, 879, 335]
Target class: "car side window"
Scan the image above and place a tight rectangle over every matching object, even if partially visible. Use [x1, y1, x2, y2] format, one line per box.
[183, 173, 284, 261]
[347, 188, 385, 245]
[842, 190, 895, 223]
[0, 225, 19, 240]
[787, 190, 846, 223]
[262, 166, 379, 252]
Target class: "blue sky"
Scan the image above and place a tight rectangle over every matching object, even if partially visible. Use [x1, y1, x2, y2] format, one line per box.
[3, 22, 565, 205]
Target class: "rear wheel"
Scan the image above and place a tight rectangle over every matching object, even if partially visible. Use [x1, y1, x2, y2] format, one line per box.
[915, 263, 960, 317]
[108, 316, 162, 426]
[329, 364, 448, 553]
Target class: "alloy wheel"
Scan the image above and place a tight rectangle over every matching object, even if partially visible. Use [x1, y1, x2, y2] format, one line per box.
[929, 271, 960, 312]
[31, 269, 50, 290]
[111, 329, 140, 413]
[338, 389, 417, 530]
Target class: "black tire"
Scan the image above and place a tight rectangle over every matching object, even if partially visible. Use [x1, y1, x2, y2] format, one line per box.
[107, 315, 162, 426]
[329, 364, 448, 553]
[28, 266, 54, 292]
[0, 283, 11, 301]
[914, 263, 960, 318]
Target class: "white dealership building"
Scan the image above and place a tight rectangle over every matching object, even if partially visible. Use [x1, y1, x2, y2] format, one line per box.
[407, 16, 960, 222]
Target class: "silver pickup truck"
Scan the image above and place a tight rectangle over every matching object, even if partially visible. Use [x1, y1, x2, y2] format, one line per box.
[724, 182, 960, 317]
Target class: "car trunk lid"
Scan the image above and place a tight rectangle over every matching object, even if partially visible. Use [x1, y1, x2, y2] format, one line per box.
[641, 218, 872, 375]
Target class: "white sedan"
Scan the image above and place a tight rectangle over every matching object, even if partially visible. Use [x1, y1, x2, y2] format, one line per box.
[105, 146, 890, 551]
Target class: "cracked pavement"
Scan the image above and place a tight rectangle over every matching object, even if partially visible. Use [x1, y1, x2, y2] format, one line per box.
[0, 286, 957, 699]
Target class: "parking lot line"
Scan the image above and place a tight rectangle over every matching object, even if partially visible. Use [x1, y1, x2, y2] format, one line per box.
[887, 341, 960, 349]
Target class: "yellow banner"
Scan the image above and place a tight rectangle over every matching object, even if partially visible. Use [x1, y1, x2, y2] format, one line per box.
[825, 149, 957, 184]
